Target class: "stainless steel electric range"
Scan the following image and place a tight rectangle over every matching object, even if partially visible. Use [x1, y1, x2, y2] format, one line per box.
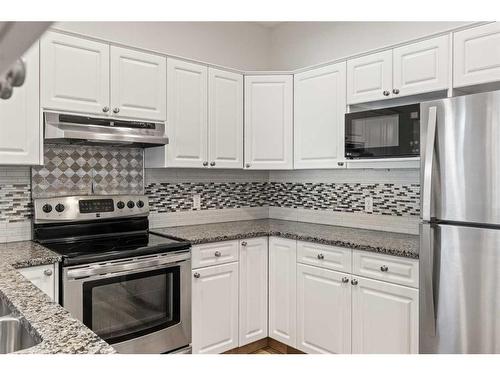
[33, 194, 191, 354]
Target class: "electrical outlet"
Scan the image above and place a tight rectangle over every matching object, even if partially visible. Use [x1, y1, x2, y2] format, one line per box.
[192, 194, 201, 210]
[364, 196, 373, 213]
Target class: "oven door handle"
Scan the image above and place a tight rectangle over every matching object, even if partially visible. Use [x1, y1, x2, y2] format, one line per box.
[65, 252, 190, 279]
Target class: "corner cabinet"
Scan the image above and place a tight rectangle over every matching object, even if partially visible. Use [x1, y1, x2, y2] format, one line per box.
[18, 264, 57, 302]
[0, 41, 41, 165]
[294, 62, 346, 169]
[454, 22, 500, 88]
[347, 35, 449, 104]
[244, 75, 293, 170]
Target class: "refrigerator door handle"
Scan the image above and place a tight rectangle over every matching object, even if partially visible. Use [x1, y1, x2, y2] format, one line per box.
[422, 106, 437, 222]
[421, 224, 437, 337]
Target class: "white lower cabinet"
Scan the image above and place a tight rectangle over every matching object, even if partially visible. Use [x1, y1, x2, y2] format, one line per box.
[18, 264, 57, 302]
[297, 263, 351, 354]
[351, 276, 419, 354]
[268, 237, 297, 347]
[239, 237, 268, 346]
[192, 262, 239, 354]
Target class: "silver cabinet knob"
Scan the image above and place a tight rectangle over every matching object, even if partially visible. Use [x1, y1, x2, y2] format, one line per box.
[341, 277, 349, 283]
[210, 161, 216, 167]
[380, 265, 389, 272]
[113, 107, 120, 114]
[214, 251, 221, 257]
[351, 279, 358, 286]
[383, 90, 390, 96]
[193, 272, 200, 279]
[245, 163, 251, 168]
[44, 269, 53, 276]
[241, 241, 247, 247]
[102, 106, 110, 113]
[202, 161, 208, 167]
[317, 253, 324, 260]
[392, 88, 400, 95]
[337, 162, 344, 167]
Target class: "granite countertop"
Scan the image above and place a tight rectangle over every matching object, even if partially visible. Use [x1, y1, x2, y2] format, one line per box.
[152, 219, 419, 259]
[0, 241, 115, 354]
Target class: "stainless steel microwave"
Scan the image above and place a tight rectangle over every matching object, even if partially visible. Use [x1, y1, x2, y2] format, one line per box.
[344, 104, 420, 159]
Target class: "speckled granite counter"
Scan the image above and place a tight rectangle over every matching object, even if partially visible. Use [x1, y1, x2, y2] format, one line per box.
[152, 219, 419, 259]
[0, 241, 115, 354]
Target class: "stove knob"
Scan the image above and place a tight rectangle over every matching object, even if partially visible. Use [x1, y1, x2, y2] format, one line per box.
[117, 201, 125, 209]
[42, 204, 52, 213]
[127, 201, 135, 209]
[137, 200, 144, 208]
[55, 203, 65, 213]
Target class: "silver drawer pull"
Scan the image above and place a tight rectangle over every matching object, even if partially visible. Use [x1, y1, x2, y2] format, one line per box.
[193, 272, 200, 279]
[317, 253, 324, 260]
[44, 269, 53, 276]
[214, 251, 221, 257]
[380, 265, 389, 272]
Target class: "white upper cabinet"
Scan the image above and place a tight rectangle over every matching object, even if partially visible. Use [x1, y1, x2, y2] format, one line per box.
[297, 264, 352, 354]
[41, 31, 110, 115]
[351, 276, 418, 354]
[347, 50, 392, 104]
[208, 68, 243, 169]
[294, 62, 347, 169]
[268, 237, 297, 347]
[239, 237, 268, 346]
[454, 22, 500, 88]
[164, 58, 208, 168]
[393, 35, 449, 97]
[110, 46, 166, 121]
[192, 262, 239, 354]
[244, 75, 293, 170]
[0, 42, 41, 165]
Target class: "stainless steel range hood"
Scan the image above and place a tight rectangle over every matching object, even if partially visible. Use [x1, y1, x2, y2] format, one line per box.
[44, 112, 168, 148]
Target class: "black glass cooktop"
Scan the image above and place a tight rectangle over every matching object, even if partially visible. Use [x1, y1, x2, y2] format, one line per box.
[43, 233, 190, 266]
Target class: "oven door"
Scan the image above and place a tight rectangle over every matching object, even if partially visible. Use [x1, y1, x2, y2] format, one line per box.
[62, 251, 191, 354]
[344, 104, 420, 159]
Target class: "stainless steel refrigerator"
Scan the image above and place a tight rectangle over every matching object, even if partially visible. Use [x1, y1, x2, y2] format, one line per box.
[420, 90, 500, 354]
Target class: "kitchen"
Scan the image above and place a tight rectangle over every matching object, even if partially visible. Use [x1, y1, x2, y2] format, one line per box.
[0, 3, 499, 373]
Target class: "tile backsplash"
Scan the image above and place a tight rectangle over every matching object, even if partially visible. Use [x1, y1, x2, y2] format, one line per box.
[31, 145, 144, 198]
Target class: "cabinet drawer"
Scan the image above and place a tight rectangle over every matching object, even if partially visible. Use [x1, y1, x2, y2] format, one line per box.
[352, 250, 418, 288]
[297, 241, 352, 273]
[192, 240, 239, 269]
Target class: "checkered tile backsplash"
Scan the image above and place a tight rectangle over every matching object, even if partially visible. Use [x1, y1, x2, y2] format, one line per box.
[145, 181, 420, 217]
[32, 145, 144, 198]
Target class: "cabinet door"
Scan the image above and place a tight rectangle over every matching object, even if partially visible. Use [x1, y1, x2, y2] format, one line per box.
[0, 42, 41, 165]
[41, 31, 110, 115]
[297, 264, 351, 354]
[393, 35, 449, 97]
[208, 68, 243, 169]
[239, 237, 268, 346]
[244, 75, 293, 170]
[192, 262, 239, 354]
[347, 50, 393, 104]
[351, 276, 418, 354]
[18, 264, 56, 301]
[162, 58, 208, 168]
[294, 62, 347, 169]
[268, 237, 297, 347]
[454, 22, 500, 88]
[110, 46, 166, 121]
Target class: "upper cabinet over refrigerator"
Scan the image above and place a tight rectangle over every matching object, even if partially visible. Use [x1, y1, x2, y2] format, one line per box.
[244, 75, 293, 170]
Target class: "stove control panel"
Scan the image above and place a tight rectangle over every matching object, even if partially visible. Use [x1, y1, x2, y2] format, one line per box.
[33, 195, 149, 223]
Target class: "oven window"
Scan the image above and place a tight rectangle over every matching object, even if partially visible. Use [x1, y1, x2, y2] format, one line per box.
[82, 266, 180, 344]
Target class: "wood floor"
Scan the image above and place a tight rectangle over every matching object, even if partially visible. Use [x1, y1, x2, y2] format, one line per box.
[223, 338, 304, 354]
[251, 346, 281, 354]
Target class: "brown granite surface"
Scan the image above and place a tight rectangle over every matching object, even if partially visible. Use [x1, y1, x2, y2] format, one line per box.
[0, 241, 115, 354]
[152, 219, 419, 259]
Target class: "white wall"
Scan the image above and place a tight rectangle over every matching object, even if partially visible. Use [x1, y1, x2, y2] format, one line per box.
[269, 21, 471, 70]
[54, 22, 272, 70]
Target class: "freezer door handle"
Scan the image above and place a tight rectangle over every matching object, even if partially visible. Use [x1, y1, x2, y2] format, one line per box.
[421, 224, 437, 337]
[422, 106, 437, 221]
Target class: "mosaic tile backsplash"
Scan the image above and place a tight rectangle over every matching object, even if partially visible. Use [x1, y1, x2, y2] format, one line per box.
[145, 181, 420, 217]
[32, 145, 144, 198]
[0, 183, 31, 223]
